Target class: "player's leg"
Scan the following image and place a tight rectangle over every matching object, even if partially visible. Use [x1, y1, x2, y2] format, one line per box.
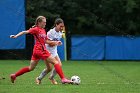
[36, 69, 47, 84]
[45, 56, 72, 84]
[49, 55, 62, 84]
[36, 62, 52, 84]
[10, 60, 38, 83]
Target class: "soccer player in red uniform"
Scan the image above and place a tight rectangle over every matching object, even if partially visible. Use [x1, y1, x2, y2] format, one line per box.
[36, 18, 65, 85]
[10, 16, 72, 84]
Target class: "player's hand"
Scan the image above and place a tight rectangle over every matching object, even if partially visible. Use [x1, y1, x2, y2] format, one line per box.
[57, 41, 62, 46]
[10, 35, 17, 38]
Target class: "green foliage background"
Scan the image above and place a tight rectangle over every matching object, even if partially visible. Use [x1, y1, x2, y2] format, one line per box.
[26, 0, 140, 35]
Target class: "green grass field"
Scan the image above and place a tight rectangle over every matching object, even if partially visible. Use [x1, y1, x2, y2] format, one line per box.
[0, 60, 140, 93]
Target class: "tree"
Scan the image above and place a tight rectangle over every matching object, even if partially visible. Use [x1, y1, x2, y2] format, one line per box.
[26, 0, 140, 35]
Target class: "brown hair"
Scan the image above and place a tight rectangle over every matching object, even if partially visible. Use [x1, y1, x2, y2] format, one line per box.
[53, 18, 64, 27]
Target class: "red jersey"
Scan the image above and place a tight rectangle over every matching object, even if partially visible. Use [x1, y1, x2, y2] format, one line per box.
[29, 26, 47, 51]
[28, 26, 50, 61]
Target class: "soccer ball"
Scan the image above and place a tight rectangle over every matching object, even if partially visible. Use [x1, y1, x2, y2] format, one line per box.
[71, 75, 81, 85]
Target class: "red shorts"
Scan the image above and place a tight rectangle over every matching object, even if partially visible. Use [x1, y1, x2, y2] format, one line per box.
[31, 50, 51, 61]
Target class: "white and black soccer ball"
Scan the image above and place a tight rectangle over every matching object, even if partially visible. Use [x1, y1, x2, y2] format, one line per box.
[71, 75, 81, 85]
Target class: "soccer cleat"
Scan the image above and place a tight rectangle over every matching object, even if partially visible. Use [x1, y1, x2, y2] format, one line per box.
[61, 78, 73, 84]
[10, 74, 16, 83]
[36, 77, 41, 84]
[49, 77, 58, 85]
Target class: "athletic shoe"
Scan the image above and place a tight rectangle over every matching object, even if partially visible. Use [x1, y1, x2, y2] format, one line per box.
[36, 77, 41, 84]
[61, 78, 73, 84]
[49, 77, 58, 85]
[10, 74, 16, 83]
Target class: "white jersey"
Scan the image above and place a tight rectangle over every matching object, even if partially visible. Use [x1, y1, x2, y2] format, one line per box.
[45, 28, 63, 57]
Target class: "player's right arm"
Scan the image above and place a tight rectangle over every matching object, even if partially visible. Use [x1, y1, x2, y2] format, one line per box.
[46, 39, 61, 46]
[10, 30, 29, 38]
[46, 30, 62, 46]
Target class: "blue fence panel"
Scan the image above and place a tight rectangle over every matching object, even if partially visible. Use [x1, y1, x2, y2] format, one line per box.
[105, 36, 140, 60]
[0, 0, 25, 49]
[71, 36, 105, 60]
[57, 38, 65, 60]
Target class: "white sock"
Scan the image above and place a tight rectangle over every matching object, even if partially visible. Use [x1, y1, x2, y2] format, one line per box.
[38, 69, 47, 80]
[50, 68, 57, 80]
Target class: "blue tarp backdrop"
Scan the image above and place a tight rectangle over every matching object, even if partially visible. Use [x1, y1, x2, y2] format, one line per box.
[105, 36, 140, 60]
[71, 36, 105, 60]
[71, 36, 140, 60]
[58, 38, 65, 60]
[0, 0, 25, 49]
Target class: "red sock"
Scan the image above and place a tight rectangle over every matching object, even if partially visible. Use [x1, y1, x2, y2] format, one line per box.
[54, 63, 65, 79]
[15, 66, 30, 77]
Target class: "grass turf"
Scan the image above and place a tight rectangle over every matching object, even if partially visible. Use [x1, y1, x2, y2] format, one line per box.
[0, 60, 140, 93]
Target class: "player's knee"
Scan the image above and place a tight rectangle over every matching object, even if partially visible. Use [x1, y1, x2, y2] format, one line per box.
[47, 68, 52, 72]
[59, 63, 62, 67]
[51, 59, 58, 65]
[54, 60, 58, 65]
[29, 66, 35, 71]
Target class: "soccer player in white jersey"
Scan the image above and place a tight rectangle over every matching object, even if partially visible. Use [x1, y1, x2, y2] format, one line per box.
[36, 18, 65, 84]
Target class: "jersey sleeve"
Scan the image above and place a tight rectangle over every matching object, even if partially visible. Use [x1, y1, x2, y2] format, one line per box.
[47, 30, 54, 40]
[28, 27, 38, 35]
[45, 35, 48, 40]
